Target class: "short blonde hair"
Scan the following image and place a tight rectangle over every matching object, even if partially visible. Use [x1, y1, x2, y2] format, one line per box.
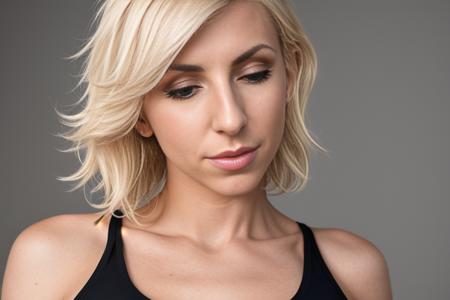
[56, 0, 327, 226]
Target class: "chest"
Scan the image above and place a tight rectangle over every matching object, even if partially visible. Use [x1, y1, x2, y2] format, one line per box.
[120, 231, 304, 300]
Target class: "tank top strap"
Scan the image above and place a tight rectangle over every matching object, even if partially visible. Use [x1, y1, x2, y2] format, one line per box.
[296, 221, 314, 258]
[294, 221, 313, 297]
[295, 221, 348, 298]
[111, 209, 124, 256]
[98, 209, 136, 286]
[93, 209, 123, 274]
[109, 209, 150, 298]
[74, 209, 124, 298]
[110, 209, 134, 284]
[300, 221, 332, 272]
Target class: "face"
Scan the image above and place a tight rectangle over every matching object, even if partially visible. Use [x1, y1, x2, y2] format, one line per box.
[136, 1, 292, 196]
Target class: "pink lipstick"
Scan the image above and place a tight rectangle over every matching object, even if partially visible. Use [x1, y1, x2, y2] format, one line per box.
[207, 146, 258, 171]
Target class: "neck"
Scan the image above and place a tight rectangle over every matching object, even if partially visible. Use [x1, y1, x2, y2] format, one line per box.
[136, 182, 287, 251]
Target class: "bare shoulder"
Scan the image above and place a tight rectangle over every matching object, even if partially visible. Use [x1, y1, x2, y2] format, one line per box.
[311, 226, 393, 300]
[1, 211, 109, 300]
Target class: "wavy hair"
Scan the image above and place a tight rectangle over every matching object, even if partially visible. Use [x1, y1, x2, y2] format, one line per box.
[56, 0, 327, 226]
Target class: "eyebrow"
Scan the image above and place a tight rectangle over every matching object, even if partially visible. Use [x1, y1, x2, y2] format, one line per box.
[168, 43, 275, 72]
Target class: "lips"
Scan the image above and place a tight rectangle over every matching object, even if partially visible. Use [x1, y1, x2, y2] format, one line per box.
[207, 146, 258, 171]
[208, 146, 258, 159]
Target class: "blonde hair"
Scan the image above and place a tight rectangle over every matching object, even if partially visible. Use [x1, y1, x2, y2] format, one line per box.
[56, 0, 327, 226]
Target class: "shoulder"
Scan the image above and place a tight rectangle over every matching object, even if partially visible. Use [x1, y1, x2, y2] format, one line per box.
[1, 211, 110, 299]
[311, 226, 393, 300]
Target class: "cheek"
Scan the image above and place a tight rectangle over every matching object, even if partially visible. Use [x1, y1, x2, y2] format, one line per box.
[143, 103, 202, 162]
[248, 84, 286, 147]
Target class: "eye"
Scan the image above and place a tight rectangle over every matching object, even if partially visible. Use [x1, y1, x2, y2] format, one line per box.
[164, 69, 273, 101]
[241, 69, 272, 84]
[164, 85, 201, 101]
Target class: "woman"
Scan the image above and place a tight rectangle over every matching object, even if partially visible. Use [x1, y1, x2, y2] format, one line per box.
[2, 0, 393, 299]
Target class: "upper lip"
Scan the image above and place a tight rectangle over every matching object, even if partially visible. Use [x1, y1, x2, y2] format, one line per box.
[208, 145, 259, 159]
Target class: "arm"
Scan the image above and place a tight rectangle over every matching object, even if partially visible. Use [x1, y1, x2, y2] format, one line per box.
[323, 228, 394, 300]
[1, 216, 69, 300]
[349, 237, 393, 300]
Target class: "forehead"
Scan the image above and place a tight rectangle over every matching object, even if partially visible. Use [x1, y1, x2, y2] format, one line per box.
[171, 1, 280, 64]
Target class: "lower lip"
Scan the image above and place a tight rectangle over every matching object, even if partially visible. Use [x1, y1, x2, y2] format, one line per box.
[207, 148, 258, 171]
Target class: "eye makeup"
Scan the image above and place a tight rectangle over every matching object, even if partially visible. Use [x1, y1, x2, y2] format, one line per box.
[160, 54, 275, 88]
[163, 68, 273, 101]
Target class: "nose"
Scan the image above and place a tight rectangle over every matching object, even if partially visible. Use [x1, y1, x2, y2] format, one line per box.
[210, 77, 248, 136]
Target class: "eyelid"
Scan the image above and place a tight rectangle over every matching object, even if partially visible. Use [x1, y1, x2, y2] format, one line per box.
[162, 79, 195, 94]
[239, 64, 271, 76]
[164, 57, 273, 81]
[164, 69, 265, 92]
[162, 60, 273, 89]
[164, 68, 272, 100]
[169, 65, 267, 83]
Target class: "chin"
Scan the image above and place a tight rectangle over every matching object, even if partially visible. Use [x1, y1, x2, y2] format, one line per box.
[205, 172, 266, 196]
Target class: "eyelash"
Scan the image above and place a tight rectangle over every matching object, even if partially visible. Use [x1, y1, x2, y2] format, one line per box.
[164, 69, 273, 101]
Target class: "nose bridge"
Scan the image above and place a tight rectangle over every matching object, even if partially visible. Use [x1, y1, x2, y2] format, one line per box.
[211, 74, 248, 135]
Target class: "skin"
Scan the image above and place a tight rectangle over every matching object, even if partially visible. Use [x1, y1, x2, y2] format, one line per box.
[2, 1, 393, 299]
[133, 0, 293, 250]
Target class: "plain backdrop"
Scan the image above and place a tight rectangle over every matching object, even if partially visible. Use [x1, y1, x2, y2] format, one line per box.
[1, 1, 449, 299]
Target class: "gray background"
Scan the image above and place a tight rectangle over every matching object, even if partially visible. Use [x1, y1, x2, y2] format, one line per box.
[1, 1, 449, 299]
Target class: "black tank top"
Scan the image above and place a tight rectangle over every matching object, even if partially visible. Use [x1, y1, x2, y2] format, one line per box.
[74, 209, 348, 299]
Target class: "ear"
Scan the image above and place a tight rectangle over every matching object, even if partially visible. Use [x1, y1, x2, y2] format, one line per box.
[135, 115, 153, 138]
